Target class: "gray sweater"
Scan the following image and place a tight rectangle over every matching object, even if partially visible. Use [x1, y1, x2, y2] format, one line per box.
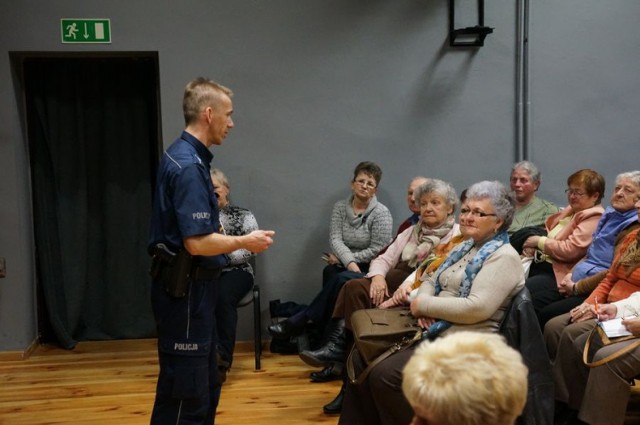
[329, 195, 393, 267]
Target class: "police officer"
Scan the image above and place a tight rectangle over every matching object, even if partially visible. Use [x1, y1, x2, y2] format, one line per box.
[148, 78, 274, 424]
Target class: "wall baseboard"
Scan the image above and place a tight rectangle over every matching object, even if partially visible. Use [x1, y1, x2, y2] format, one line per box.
[0, 337, 39, 361]
[234, 340, 265, 354]
[0, 338, 265, 361]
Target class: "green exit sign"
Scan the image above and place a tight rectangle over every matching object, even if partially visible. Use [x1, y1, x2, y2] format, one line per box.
[61, 19, 111, 44]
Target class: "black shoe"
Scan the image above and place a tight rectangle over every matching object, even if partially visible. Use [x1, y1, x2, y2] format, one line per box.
[216, 351, 230, 385]
[310, 364, 343, 383]
[299, 319, 347, 367]
[323, 384, 345, 414]
[268, 319, 305, 339]
[554, 402, 582, 425]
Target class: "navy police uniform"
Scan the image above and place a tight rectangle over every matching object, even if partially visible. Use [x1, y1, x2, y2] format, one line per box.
[148, 131, 227, 424]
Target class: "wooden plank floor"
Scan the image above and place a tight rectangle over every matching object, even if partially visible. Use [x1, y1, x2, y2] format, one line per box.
[7, 338, 640, 425]
[0, 339, 340, 425]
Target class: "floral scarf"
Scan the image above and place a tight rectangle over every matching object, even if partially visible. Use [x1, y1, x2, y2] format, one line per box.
[401, 216, 455, 268]
[411, 234, 467, 290]
[424, 230, 510, 339]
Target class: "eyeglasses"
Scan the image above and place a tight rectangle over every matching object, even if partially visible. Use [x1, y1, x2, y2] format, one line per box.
[354, 179, 377, 189]
[565, 188, 586, 197]
[459, 208, 497, 218]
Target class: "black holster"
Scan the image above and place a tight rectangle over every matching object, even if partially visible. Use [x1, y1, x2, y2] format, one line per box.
[149, 244, 193, 298]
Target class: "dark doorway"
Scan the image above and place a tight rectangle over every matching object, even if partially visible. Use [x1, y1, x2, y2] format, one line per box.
[13, 53, 161, 349]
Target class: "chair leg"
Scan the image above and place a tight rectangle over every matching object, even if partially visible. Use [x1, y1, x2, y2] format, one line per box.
[253, 284, 261, 370]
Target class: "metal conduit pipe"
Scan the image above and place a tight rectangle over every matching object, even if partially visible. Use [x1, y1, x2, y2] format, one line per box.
[515, 0, 530, 161]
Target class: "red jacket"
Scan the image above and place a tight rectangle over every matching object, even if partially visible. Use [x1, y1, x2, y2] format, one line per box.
[587, 228, 640, 304]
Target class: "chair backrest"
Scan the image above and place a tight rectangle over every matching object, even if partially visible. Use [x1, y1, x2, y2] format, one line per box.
[499, 287, 554, 425]
[499, 287, 531, 340]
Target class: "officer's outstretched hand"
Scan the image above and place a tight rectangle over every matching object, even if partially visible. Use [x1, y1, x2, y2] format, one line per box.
[243, 230, 275, 253]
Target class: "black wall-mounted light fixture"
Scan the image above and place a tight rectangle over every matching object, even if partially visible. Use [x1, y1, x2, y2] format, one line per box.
[448, 0, 494, 47]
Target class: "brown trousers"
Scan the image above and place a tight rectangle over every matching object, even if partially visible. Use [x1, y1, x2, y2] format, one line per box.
[552, 319, 640, 425]
[333, 261, 414, 331]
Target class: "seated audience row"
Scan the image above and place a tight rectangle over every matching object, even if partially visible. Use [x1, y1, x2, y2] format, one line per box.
[299, 179, 463, 412]
[528, 171, 640, 327]
[261, 161, 639, 425]
[395, 171, 639, 425]
[338, 180, 525, 425]
[550, 195, 640, 425]
[289, 163, 556, 416]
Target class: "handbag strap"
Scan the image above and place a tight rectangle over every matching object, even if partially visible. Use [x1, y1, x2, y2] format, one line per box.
[583, 325, 640, 368]
[347, 330, 422, 385]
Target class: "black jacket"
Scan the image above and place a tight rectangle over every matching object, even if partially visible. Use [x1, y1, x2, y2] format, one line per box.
[500, 287, 554, 425]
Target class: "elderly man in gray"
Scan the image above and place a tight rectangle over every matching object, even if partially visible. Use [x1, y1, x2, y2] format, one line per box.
[508, 160, 559, 234]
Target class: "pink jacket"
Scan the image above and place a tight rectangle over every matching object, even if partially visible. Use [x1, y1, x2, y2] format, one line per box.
[542, 204, 604, 283]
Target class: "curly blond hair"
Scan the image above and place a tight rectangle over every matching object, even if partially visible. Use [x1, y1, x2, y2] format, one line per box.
[402, 331, 528, 425]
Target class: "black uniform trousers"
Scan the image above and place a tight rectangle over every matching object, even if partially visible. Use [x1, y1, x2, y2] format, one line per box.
[150, 276, 221, 425]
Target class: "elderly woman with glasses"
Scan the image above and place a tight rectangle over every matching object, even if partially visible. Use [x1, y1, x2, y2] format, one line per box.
[338, 181, 525, 425]
[268, 161, 393, 339]
[323, 161, 394, 279]
[522, 169, 606, 327]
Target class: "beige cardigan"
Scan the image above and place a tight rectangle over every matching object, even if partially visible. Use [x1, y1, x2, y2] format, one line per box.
[415, 244, 525, 334]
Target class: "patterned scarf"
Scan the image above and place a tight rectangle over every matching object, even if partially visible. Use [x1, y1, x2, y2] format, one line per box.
[401, 216, 455, 268]
[619, 229, 640, 277]
[424, 230, 510, 339]
[411, 234, 467, 290]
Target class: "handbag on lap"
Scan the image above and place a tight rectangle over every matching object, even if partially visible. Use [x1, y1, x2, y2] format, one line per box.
[347, 308, 422, 384]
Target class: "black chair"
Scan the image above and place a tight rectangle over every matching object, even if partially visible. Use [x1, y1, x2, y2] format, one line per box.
[500, 287, 554, 425]
[237, 260, 262, 370]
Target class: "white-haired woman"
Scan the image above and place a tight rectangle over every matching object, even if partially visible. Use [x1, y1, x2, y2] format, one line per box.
[211, 169, 258, 380]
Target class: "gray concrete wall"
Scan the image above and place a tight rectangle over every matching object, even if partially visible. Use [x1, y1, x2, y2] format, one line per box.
[0, 0, 637, 350]
[528, 1, 640, 194]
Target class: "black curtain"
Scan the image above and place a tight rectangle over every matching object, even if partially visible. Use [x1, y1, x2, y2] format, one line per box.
[24, 57, 158, 348]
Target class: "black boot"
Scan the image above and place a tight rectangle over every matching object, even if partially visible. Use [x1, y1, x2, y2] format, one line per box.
[554, 401, 584, 425]
[299, 319, 347, 367]
[268, 315, 307, 339]
[323, 382, 345, 414]
[310, 363, 343, 383]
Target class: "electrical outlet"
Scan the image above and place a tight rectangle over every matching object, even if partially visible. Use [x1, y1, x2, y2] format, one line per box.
[0, 257, 5, 278]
